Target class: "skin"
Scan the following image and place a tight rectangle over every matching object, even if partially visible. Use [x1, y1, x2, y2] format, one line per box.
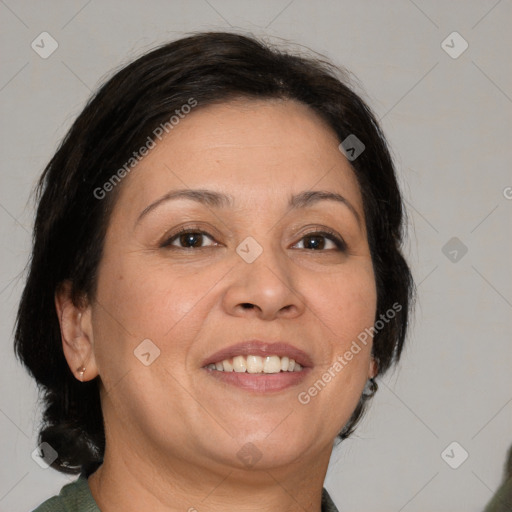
[56, 98, 378, 512]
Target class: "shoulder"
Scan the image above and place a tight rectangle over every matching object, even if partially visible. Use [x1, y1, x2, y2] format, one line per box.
[31, 476, 100, 512]
[321, 487, 339, 512]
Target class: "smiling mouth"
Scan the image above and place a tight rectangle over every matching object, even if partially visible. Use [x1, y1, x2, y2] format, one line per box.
[204, 355, 303, 374]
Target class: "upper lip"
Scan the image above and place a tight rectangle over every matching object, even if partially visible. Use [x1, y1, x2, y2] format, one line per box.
[201, 340, 314, 368]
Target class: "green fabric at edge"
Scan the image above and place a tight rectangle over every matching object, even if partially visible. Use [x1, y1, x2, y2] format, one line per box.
[32, 472, 340, 512]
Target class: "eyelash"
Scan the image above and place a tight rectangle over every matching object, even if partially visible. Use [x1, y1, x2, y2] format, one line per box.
[161, 226, 347, 252]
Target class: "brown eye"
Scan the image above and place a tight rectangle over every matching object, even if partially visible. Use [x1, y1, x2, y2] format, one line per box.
[162, 229, 216, 249]
[294, 231, 346, 251]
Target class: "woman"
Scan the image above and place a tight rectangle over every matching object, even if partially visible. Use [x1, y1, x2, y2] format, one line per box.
[15, 31, 413, 511]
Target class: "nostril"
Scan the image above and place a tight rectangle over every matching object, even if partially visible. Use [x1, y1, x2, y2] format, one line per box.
[241, 303, 254, 309]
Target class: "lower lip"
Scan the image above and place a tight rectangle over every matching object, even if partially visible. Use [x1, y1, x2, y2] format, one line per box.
[203, 368, 311, 392]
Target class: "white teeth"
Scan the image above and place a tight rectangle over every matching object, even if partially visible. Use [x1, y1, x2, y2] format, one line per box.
[232, 355, 247, 373]
[264, 355, 282, 373]
[246, 355, 264, 373]
[206, 355, 305, 373]
[222, 359, 233, 372]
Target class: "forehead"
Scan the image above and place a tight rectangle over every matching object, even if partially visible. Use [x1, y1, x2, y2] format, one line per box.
[114, 98, 363, 216]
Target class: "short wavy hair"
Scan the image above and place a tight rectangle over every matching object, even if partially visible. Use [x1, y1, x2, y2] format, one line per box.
[14, 31, 414, 475]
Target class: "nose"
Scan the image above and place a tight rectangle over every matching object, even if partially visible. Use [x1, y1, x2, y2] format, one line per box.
[221, 241, 305, 321]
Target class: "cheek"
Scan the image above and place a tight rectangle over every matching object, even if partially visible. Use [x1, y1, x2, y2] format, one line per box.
[314, 261, 377, 348]
[92, 253, 231, 370]
[90, 256, 217, 422]
[299, 262, 376, 423]
[95, 256, 205, 336]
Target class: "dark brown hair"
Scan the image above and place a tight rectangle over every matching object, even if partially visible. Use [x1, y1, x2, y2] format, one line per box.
[14, 31, 414, 474]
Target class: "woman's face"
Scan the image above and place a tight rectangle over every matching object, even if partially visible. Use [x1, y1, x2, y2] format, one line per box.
[86, 98, 377, 473]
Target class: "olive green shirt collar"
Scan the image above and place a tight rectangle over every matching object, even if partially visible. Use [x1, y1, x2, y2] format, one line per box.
[34, 470, 339, 512]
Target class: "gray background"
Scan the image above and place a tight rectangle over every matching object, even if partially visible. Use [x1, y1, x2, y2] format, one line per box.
[1, 1, 511, 511]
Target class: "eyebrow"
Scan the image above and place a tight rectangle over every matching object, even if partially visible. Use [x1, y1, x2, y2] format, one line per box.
[136, 188, 361, 226]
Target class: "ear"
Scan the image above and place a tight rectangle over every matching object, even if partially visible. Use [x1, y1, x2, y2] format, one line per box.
[369, 357, 378, 379]
[55, 280, 99, 382]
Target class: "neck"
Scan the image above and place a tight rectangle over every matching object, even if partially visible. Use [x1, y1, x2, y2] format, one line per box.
[88, 436, 332, 512]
